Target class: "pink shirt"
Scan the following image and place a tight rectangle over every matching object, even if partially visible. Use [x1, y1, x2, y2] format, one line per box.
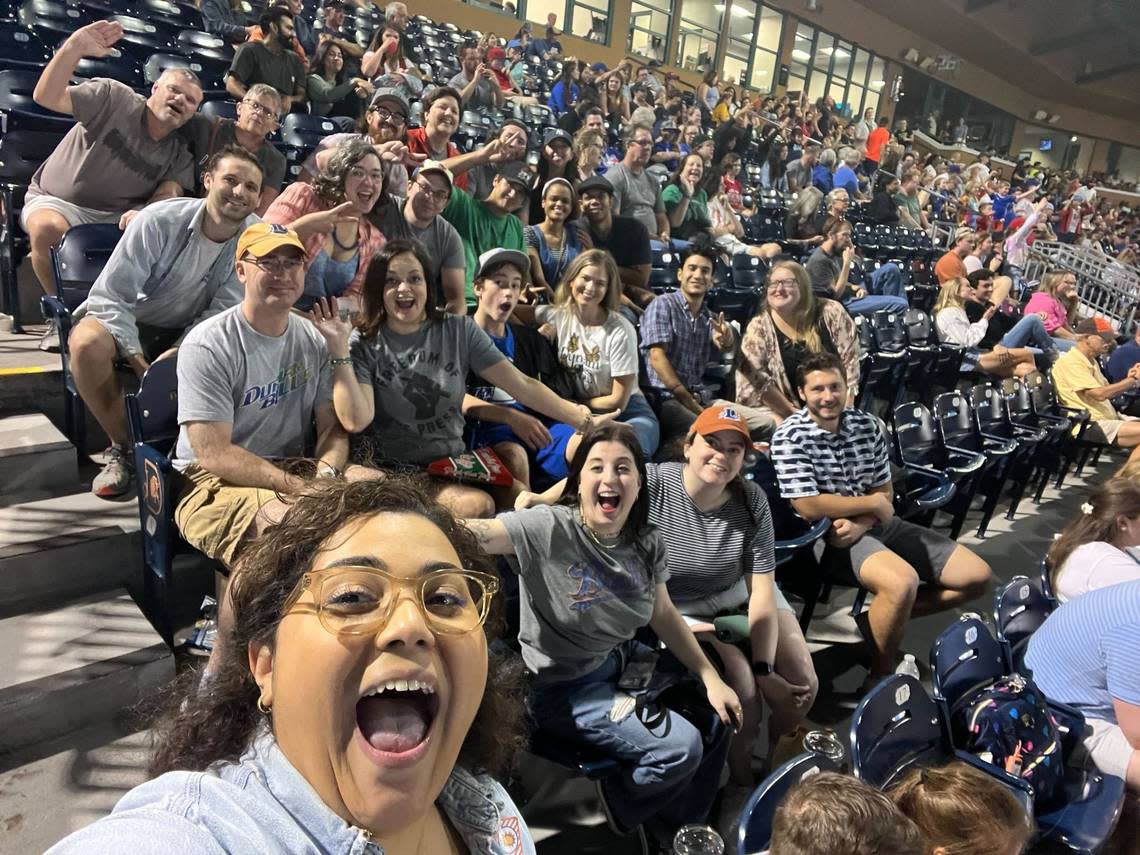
[262, 182, 385, 300]
[1024, 291, 1070, 334]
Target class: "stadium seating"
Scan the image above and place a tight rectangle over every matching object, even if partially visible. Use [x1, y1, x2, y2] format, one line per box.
[736, 751, 844, 854]
[993, 575, 1053, 672]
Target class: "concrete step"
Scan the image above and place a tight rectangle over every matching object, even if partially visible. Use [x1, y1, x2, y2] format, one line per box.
[0, 590, 174, 759]
[0, 491, 140, 617]
[0, 721, 150, 851]
[0, 413, 77, 497]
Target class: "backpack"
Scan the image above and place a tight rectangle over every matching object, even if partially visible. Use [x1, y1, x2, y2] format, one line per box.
[955, 673, 1063, 805]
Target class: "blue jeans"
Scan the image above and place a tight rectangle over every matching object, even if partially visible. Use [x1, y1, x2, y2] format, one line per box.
[618, 392, 661, 458]
[999, 313, 1056, 352]
[530, 643, 730, 834]
[869, 262, 907, 299]
[843, 293, 909, 315]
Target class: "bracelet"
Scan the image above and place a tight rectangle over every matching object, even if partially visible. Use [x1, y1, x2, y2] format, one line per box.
[316, 461, 340, 478]
[329, 356, 353, 368]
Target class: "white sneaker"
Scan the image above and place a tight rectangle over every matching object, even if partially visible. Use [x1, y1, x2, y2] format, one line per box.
[38, 321, 60, 352]
[92, 446, 134, 499]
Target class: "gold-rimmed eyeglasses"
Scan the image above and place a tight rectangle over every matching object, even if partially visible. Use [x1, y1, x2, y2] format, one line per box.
[282, 565, 499, 636]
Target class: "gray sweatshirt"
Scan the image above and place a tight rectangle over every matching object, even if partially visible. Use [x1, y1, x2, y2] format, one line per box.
[77, 198, 259, 357]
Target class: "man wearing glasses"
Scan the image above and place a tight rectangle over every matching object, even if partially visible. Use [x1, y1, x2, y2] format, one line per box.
[171, 221, 356, 569]
[181, 83, 287, 214]
[604, 123, 671, 244]
[300, 88, 418, 198]
[71, 147, 265, 499]
[374, 161, 467, 314]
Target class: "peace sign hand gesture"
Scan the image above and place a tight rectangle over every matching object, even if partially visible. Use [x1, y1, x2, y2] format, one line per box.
[711, 311, 734, 350]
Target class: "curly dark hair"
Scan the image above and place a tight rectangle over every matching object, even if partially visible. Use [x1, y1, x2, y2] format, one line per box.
[149, 476, 527, 780]
[311, 136, 381, 205]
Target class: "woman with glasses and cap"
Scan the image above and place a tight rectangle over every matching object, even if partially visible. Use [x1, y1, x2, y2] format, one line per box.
[45, 478, 536, 854]
[525, 177, 582, 300]
[264, 136, 387, 312]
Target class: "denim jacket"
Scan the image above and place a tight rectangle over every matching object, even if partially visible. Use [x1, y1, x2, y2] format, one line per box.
[46, 728, 536, 855]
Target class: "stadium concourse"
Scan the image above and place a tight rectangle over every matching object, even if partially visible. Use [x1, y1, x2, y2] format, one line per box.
[1, 0, 1139, 853]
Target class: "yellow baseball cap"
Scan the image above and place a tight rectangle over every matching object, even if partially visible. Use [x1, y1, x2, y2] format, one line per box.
[235, 222, 307, 262]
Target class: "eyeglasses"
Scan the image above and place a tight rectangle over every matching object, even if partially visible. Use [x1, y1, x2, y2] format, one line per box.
[370, 106, 407, 123]
[414, 178, 451, 203]
[767, 278, 800, 292]
[244, 256, 304, 274]
[242, 100, 279, 122]
[283, 565, 499, 636]
[348, 166, 385, 183]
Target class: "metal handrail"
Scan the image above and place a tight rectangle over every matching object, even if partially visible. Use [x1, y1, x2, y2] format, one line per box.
[1025, 240, 1140, 333]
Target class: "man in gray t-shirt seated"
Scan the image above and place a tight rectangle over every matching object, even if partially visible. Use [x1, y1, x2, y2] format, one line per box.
[23, 21, 201, 309]
[172, 222, 356, 574]
[604, 123, 670, 244]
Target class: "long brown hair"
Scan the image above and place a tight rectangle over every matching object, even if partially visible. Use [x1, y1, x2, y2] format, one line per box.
[763, 259, 824, 353]
[1046, 478, 1140, 592]
[356, 238, 446, 341]
[149, 477, 526, 779]
[889, 762, 1032, 855]
[1039, 270, 1079, 325]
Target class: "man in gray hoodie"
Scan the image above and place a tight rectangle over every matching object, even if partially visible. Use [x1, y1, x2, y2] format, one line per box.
[71, 146, 265, 498]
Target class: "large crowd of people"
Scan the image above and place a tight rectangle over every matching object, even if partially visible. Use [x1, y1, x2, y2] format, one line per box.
[18, 3, 1140, 853]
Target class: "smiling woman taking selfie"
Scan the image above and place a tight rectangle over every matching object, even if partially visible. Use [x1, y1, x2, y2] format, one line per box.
[46, 478, 535, 854]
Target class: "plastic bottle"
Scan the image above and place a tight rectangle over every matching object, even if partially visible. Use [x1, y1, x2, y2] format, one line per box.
[895, 653, 921, 680]
[672, 824, 724, 855]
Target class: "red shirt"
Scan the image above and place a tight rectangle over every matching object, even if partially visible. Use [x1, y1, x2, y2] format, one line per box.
[405, 128, 468, 190]
[865, 127, 889, 163]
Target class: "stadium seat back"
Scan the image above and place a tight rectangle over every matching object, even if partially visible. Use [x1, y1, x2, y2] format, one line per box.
[849, 674, 944, 789]
[929, 613, 1005, 715]
[49, 223, 122, 312]
[993, 575, 1052, 661]
[737, 752, 843, 855]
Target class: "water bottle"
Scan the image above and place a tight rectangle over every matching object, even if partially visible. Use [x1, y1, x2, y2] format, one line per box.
[895, 653, 921, 680]
[672, 824, 725, 855]
[802, 728, 847, 767]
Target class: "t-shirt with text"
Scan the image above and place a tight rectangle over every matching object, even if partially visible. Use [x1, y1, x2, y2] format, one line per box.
[535, 305, 638, 401]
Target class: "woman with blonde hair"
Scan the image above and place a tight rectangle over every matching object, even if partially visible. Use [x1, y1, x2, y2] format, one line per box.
[571, 128, 606, 182]
[523, 249, 660, 456]
[1024, 268, 1080, 351]
[737, 259, 860, 426]
[933, 277, 1037, 378]
[890, 762, 1033, 855]
[1046, 478, 1140, 603]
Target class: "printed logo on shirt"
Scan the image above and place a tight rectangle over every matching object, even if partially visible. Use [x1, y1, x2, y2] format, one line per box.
[241, 359, 313, 409]
[566, 556, 650, 612]
[100, 127, 167, 183]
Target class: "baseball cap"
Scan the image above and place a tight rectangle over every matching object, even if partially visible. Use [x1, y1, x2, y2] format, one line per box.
[1075, 318, 1115, 344]
[499, 162, 537, 193]
[543, 128, 573, 148]
[691, 405, 751, 443]
[590, 61, 608, 73]
[953, 226, 977, 243]
[576, 175, 614, 196]
[414, 159, 454, 189]
[476, 247, 530, 280]
[507, 38, 522, 49]
[236, 222, 306, 262]
[659, 119, 679, 132]
[692, 133, 712, 148]
[369, 87, 409, 117]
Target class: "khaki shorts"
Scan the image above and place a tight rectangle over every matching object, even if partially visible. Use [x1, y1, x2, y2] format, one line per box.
[1076, 715, 1135, 780]
[20, 193, 123, 231]
[1086, 416, 1139, 445]
[173, 464, 283, 568]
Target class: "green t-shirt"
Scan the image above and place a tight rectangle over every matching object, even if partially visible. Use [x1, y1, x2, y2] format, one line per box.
[661, 184, 711, 242]
[892, 190, 921, 225]
[442, 187, 525, 306]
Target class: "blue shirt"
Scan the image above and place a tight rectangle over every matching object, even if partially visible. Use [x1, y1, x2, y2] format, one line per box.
[1024, 579, 1140, 722]
[811, 163, 833, 194]
[46, 728, 536, 855]
[1106, 339, 1140, 383]
[639, 289, 714, 396]
[833, 164, 859, 198]
[547, 80, 578, 114]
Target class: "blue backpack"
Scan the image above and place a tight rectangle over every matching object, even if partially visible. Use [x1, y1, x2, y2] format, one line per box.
[955, 674, 1063, 805]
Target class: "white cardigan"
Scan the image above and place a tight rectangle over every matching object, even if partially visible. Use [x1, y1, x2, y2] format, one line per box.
[935, 305, 988, 348]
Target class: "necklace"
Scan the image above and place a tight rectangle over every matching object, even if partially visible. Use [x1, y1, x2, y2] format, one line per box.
[579, 512, 623, 549]
[332, 222, 359, 251]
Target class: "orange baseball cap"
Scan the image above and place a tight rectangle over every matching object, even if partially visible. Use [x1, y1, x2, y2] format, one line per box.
[691, 405, 751, 442]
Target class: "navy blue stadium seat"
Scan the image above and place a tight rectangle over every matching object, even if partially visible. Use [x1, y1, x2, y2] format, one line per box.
[144, 51, 228, 93]
[72, 51, 147, 89]
[280, 112, 341, 150]
[199, 97, 237, 122]
[109, 13, 178, 55]
[125, 354, 224, 646]
[0, 22, 49, 71]
[18, 0, 90, 42]
[969, 382, 1048, 522]
[129, 0, 190, 32]
[736, 752, 843, 855]
[42, 223, 123, 451]
[174, 27, 232, 63]
[0, 67, 74, 132]
[992, 574, 1052, 673]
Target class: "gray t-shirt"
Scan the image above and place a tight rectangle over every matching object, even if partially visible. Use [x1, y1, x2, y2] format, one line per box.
[373, 197, 465, 287]
[501, 504, 669, 682]
[181, 116, 287, 193]
[604, 163, 664, 236]
[227, 41, 305, 99]
[173, 306, 332, 471]
[448, 70, 497, 110]
[29, 79, 195, 211]
[349, 315, 505, 465]
[804, 245, 846, 300]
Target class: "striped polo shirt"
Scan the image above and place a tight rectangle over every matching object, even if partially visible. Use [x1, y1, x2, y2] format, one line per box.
[770, 408, 891, 499]
[646, 463, 776, 603]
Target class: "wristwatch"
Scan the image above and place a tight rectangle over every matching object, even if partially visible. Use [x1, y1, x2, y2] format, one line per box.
[751, 660, 772, 677]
